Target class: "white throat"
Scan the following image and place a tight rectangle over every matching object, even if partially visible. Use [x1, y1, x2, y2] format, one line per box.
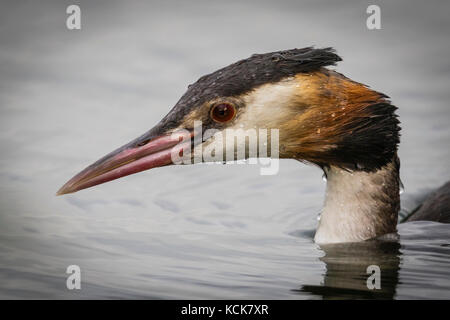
[314, 158, 400, 244]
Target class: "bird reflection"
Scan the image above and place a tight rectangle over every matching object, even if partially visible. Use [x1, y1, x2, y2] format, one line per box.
[298, 237, 401, 299]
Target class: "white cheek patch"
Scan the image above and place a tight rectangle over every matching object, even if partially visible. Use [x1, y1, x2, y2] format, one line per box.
[196, 127, 280, 175]
[239, 79, 300, 127]
[201, 129, 224, 163]
[172, 80, 298, 174]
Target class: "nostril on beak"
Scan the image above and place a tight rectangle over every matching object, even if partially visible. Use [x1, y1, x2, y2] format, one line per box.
[137, 140, 150, 147]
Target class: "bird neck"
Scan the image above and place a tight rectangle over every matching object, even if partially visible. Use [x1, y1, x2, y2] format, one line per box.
[314, 155, 400, 244]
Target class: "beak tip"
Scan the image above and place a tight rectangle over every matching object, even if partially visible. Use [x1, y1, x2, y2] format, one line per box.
[56, 132, 184, 195]
[56, 184, 74, 196]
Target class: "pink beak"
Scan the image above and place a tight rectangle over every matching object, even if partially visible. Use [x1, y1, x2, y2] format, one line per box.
[57, 131, 192, 195]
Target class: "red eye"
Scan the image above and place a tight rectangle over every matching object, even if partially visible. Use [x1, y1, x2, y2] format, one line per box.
[210, 103, 236, 123]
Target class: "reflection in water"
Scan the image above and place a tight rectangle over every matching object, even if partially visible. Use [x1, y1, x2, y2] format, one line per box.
[299, 238, 401, 299]
[0, 0, 449, 299]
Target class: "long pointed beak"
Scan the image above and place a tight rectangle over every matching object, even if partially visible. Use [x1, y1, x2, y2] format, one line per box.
[57, 130, 192, 195]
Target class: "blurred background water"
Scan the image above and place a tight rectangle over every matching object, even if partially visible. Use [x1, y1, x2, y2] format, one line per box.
[0, 0, 449, 299]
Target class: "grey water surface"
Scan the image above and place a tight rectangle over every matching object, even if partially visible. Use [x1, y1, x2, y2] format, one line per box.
[0, 0, 449, 299]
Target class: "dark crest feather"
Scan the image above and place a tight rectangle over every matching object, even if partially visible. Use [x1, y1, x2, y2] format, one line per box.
[331, 102, 401, 171]
[159, 47, 342, 130]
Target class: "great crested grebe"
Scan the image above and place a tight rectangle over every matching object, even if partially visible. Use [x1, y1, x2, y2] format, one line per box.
[57, 47, 449, 244]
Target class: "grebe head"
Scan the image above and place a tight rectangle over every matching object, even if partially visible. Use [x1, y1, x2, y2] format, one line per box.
[57, 47, 401, 243]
